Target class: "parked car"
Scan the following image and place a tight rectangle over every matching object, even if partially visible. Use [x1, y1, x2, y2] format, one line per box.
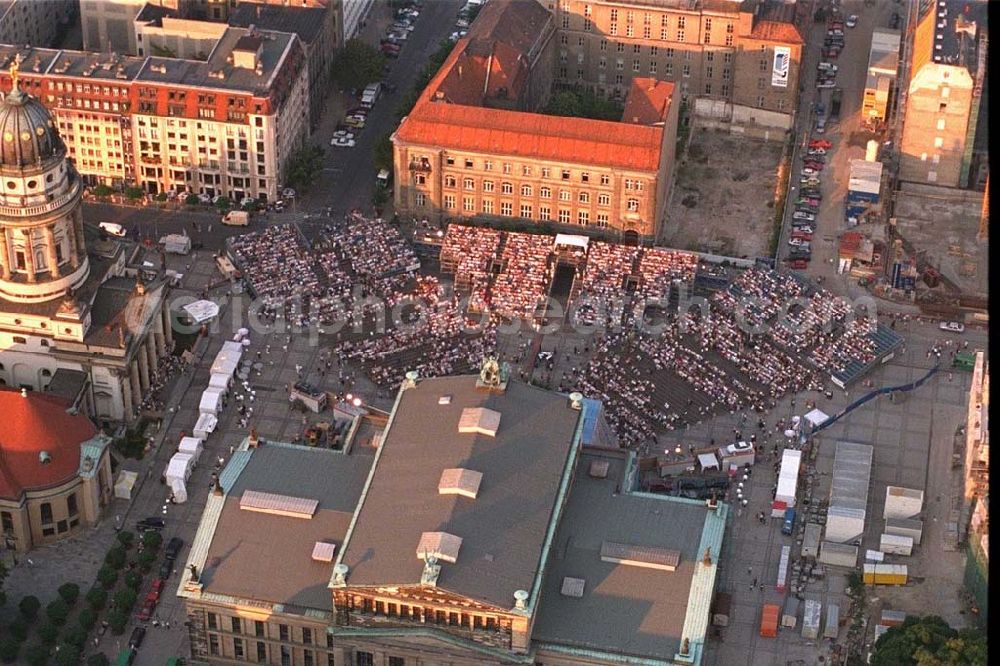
[801, 167, 819, 177]
[846, 14, 858, 28]
[136, 517, 165, 532]
[808, 148, 827, 156]
[331, 137, 356, 148]
[817, 62, 838, 73]
[792, 211, 816, 222]
[799, 190, 822, 200]
[129, 626, 146, 650]
[795, 197, 820, 207]
[98, 222, 127, 237]
[196, 193, 212, 204]
[804, 161, 824, 170]
[787, 258, 809, 269]
[282, 187, 296, 199]
[138, 591, 158, 622]
[165, 537, 184, 561]
[792, 225, 815, 235]
[809, 139, 832, 149]
[159, 559, 174, 581]
[939, 321, 966, 333]
[332, 130, 355, 140]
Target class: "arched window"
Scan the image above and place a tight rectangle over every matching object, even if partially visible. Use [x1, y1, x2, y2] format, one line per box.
[40, 503, 53, 524]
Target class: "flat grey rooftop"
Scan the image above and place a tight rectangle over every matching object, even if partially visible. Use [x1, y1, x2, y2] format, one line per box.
[200, 444, 372, 610]
[339, 376, 582, 609]
[533, 453, 710, 661]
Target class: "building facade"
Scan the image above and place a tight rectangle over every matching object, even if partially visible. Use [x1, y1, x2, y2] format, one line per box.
[899, 63, 973, 187]
[0, 68, 174, 425]
[551, 0, 803, 128]
[0, 388, 113, 553]
[0, 27, 310, 201]
[393, 0, 679, 241]
[0, 0, 74, 50]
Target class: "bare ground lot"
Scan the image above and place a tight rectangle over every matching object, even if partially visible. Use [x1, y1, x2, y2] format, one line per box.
[663, 128, 783, 259]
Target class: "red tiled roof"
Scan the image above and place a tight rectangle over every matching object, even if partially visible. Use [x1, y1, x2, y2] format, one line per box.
[750, 20, 804, 44]
[622, 77, 675, 125]
[398, 102, 664, 172]
[0, 388, 97, 499]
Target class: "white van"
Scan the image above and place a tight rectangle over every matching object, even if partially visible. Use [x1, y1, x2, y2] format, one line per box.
[361, 82, 381, 107]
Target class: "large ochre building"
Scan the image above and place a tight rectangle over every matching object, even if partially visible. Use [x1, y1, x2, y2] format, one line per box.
[0, 68, 173, 426]
[180, 370, 728, 666]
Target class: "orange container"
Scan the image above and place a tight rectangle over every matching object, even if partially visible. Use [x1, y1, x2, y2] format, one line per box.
[760, 604, 780, 637]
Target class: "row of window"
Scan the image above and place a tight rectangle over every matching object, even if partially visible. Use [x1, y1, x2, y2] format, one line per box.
[441, 156, 613, 184]
[440, 195, 627, 221]
[441, 179, 644, 199]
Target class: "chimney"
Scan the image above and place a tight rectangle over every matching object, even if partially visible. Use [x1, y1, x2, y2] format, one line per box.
[568, 392, 584, 410]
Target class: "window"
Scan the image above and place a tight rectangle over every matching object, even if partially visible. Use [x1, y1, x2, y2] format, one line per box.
[501, 182, 513, 194]
[208, 613, 219, 630]
[464, 178, 475, 190]
[356, 652, 374, 666]
[932, 154, 941, 165]
[600, 174, 610, 186]
[724, 52, 733, 64]
[389, 658, 405, 666]
[677, 30, 684, 41]
[464, 159, 474, 169]
[600, 40, 607, 52]
[279, 625, 290, 641]
[232, 617, 242, 633]
[705, 83, 712, 94]
[41, 503, 53, 524]
[257, 642, 267, 662]
[522, 165, 532, 176]
[444, 194, 456, 210]
[683, 64, 690, 77]
[520, 203, 533, 218]
[500, 201, 513, 216]
[617, 43, 625, 53]
[562, 170, 571, 180]
[209, 635, 220, 656]
[302, 628, 312, 645]
[521, 184, 533, 196]
[463, 197, 475, 212]
[304, 652, 314, 666]
[937, 118, 946, 130]
[541, 167, 551, 178]
[446, 156, 455, 166]
[934, 137, 944, 148]
[484, 160, 493, 171]
[579, 192, 590, 203]
[558, 209, 571, 224]
[927, 171, 938, 183]
[581, 172, 590, 183]
[415, 193, 426, 206]
[67, 494, 77, 517]
[254, 621, 265, 637]
[633, 59, 641, 72]
[234, 638, 245, 660]
[635, 181, 644, 192]
[578, 210, 590, 225]
[559, 190, 571, 202]
[539, 206, 551, 220]
[757, 95, 765, 108]
[627, 199, 639, 212]
[707, 66, 713, 78]
[649, 61, 657, 74]
[725, 34, 734, 46]
[482, 199, 494, 214]
[661, 28, 668, 40]
[1, 512, 12, 534]
[444, 175, 456, 188]
[502, 163, 512, 174]
[596, 213, 609, 228]
[483, 180, 495, 193]
[415, 174, 426, 185]
[598, 193, 610, 206]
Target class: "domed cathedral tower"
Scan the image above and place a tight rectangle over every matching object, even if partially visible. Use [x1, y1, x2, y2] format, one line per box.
[0, 59, 89, 302]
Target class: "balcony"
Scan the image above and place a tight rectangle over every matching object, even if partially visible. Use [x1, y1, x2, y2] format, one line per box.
[0, 179, 82, 218]
[409, 160, 432, 173]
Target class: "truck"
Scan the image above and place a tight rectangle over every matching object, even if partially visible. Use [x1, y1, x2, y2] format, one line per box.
[782, 507, 797, 535]
[829, 88, 843, 123]
[362, 82, 381, 107]
[222, 210, 250, 226]
[760, 604, 780, 638]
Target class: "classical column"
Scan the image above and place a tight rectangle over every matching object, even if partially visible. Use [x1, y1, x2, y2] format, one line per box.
[65, 218, 80, 269]
[0, 229, 10, 280]
[23, 229, 36, 282]
[119, 370, 134, 423]
[73, 209, 87, 255]
[162, 304, 174, 349]
[145, 335, 157, 383]
[137, 346, 150, 394]
[42, 225, 61, 279]
[153, 313, 166, 358]
[129, 361, 142, 409]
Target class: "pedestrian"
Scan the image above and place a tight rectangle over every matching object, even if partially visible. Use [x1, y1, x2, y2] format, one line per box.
[752, 577, 758, 588]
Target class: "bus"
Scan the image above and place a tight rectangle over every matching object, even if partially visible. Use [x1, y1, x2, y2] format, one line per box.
[782, 507, 797, 535]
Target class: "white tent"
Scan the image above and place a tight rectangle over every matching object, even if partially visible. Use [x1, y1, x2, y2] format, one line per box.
[199, 388, 224, 416]
[211, 341, 243, 376]
[170, 478, 188, 504]
[208, 373, 232, 393]
[193, 413, 218, 440]
[698, 452, 720, 470]
[804, 408, 830, 428]
[183, 300, 220, 324]
[178, 436, 204, 465]
[553, 233, 589, 249]
[166, 452, 194, 485]
[114, 470, 138, 500]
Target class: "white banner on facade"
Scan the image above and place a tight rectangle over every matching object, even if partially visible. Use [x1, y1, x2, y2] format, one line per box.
[772, 46, 791, 88]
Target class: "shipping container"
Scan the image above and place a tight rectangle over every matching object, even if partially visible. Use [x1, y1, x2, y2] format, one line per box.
[802, 523, 823, 558]
[880, 533, 914, 556]
[885, 517, 924, 545]
[782, 597, 800, 628]
[783, 508, 797, 535]
[863, 563, 908, 585]
[824, 603, 841, 639]
[880, 609, 907, 627]
[865, 549, 885, 562]
[712, 592, 732, 627]
[776, 545, 791, 592]
[802, 599, 822, 639]
[818, 541, 858, 568]
[760, 604, 780, 637]
[884, 486, 924, 520]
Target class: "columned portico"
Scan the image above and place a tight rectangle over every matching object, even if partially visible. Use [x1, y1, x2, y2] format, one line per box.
[129, 361, 142, 410]
[137, 346, 150, 394]
[43, 225, 61, 279]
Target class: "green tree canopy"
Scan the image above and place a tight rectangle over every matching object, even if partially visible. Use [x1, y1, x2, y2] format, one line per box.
[542, 88, 623, 121]
[87, 654, 110, 666]
[0, 637, 19, 663]
[45, 598, 70, 625]
[872, 616, 988, 666]
[284, 146, 324, 193]
[373, 132, 393, 173]
[18, 596, 40, 620]
[57, 583, 80, 606]
[331, 39, 386, 91]
[86, 587, 108, 610]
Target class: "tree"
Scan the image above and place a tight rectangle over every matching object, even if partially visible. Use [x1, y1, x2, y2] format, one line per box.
[872, 616, 988, 666]
[92, 184, 114, 197]
[114, 588, 137, 612]
[137, 550, 157, 572]
[284, 146, 324, 193]
[18, 596, 40, 620]
[116, 530, 135, 549]
[23, 643, 48, 666]
[62, 626, 87, 648]
[87, 654, 110, 666]
[0, 638, 18, 663]
[97, 565, 118, 590]
[124, 570, 143, 590]
[214, 196, 231, 210]
[186, 193, 200, 206]
[58, 583, 80, 606]
[105, 545, 127, 569]
[107, 609, 128, 635]
[331, 39, 386, 91]
[373, 132, 393, 173]
[124, 186, 144, 200]
[37, 622, 59, 645]
[46, 598, 70, 625]
[56, 643, 82, 666]
[86, 587, 108, 610]
[7, 618, 27, 642]
[78, 607, 97, 631]
[545, 90, 581, 118]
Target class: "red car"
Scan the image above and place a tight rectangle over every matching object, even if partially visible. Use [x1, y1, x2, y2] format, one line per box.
[804, 161, 824, 171]
[787, 259, 809, 269]
[809, 140, 832, 149]
[138, 591, 158, 622]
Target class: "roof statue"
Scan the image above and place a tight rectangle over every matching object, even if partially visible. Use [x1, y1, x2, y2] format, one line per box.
[479, 355, 500, 387]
